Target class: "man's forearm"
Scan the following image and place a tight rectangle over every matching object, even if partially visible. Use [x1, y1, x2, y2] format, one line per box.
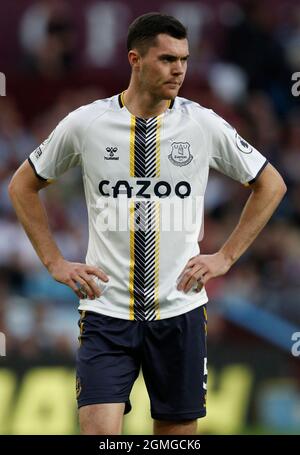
[219, 182, 286, 266]
[9, 187, 63, 271]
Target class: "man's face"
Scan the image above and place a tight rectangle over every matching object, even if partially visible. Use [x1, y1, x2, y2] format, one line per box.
[136, 34, 189, 100]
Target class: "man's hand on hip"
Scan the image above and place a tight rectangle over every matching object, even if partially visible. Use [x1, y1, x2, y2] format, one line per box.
[177, 252, 232, 293]
[48, 258, 109, 300]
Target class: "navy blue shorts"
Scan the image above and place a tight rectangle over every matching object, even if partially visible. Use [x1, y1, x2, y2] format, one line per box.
[76, 305, 207, 421]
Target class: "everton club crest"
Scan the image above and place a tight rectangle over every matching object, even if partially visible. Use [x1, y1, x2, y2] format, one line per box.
[168, 142, 193, 167]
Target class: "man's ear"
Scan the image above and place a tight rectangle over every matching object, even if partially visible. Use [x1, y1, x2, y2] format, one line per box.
[128, 50, 141, 68]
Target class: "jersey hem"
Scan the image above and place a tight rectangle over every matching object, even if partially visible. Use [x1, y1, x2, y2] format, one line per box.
[28, 157, 48, 181]
[78, 295, 208, 320]
[248, 158, 268, 185]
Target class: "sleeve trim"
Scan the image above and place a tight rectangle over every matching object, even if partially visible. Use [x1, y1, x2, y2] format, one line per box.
[248, 159, 269, 185]
[28, 157, 48, 182]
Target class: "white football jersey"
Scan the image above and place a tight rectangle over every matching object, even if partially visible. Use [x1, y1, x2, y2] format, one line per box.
[29, 94, 267, 321]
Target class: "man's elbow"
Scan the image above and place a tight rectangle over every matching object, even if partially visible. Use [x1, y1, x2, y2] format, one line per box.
[274, 174, 287, 200]
[8, 171, 26, 203]
[8, 160, 46, 200]
[252, 164, 287, 200]
[280, 179, 287, 196]
[8, 174, 19, 201]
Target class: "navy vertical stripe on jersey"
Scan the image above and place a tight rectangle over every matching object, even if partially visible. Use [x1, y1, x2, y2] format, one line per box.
[134, 118, 158, 177]
[132, 201, 159, 321]
[129, 117, 161, 321]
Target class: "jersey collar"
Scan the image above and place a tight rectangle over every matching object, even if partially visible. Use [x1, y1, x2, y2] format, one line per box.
[118, 91, 175, 110]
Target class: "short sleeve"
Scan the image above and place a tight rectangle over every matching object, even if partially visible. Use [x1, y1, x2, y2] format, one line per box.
[28, 111, 82, 181]
[208, 111, 268, 185]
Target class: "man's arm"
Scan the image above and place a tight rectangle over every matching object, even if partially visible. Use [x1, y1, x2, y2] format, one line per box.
[177, 163, 287, 292]
[8, 160, 109, 299]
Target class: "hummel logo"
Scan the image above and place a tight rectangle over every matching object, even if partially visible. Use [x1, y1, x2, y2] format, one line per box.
[105, 147, 119, 160]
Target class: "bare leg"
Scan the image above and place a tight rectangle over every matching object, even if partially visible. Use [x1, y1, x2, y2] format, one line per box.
[153, 419, 198, 435]
[79, 403, 125, 435]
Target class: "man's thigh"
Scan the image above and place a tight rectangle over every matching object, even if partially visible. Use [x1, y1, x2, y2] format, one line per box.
[76, 311, 141, 416]
[153, 418, 198, 435]
[142, 305, 208, 422]
[79, 403, 125, 435]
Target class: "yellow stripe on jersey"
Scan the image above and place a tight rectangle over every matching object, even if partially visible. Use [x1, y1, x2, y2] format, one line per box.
[130, 115, 136, 177]
[154, 201, 160, 319]
[129, 200, 135, 321]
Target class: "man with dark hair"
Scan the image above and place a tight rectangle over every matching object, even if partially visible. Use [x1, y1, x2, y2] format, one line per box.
[9, 12, 286, 435]
[127, 12, 187, 54]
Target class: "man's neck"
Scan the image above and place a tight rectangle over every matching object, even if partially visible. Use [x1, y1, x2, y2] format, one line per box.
[123, 86, 171, 119]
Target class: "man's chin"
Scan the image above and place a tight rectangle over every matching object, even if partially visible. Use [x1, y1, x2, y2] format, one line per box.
[161, 87, 180, 100]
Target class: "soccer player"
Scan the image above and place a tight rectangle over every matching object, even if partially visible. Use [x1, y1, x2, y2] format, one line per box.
[8, 13, 286, 435]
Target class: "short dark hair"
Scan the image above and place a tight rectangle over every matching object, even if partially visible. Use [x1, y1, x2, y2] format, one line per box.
[127, 13, 187, 55]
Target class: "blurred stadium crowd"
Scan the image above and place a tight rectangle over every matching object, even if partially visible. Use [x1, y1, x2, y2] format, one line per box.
[0, 0, 299, 361]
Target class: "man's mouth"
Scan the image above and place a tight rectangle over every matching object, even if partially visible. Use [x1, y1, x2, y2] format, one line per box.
[165, 81, 181, 86]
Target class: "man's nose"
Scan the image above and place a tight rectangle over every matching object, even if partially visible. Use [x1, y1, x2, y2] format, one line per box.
[172, 61, 184, 75]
